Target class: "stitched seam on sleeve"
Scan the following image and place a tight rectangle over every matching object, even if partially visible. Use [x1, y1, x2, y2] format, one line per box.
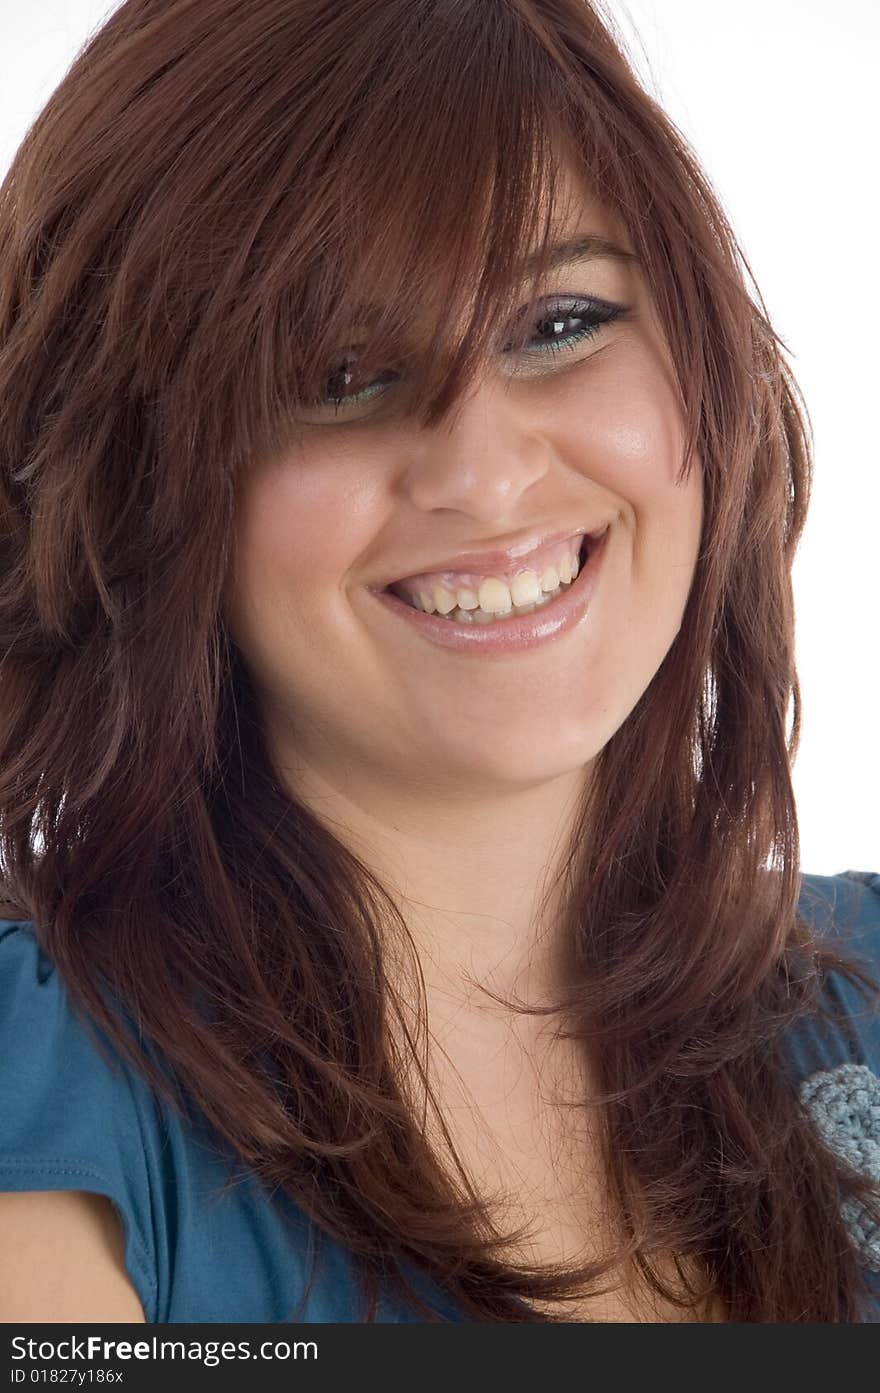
[0, 1156, 157, 1299]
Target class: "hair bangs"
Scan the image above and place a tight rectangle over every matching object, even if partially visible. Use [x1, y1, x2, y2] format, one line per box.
[242, 17, 588, 455]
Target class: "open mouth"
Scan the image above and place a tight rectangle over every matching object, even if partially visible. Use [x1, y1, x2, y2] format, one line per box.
[384, 529, 599, 625]
[368, 523, 609, 655]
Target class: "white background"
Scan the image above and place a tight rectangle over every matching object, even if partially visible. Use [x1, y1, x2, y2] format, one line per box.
[1, 0, 876, 874]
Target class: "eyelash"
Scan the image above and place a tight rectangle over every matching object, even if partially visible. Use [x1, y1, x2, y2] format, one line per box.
[311, 296, 627, 417]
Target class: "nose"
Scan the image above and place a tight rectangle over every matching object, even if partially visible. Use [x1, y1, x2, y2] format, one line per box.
[399, 376, 551, 523]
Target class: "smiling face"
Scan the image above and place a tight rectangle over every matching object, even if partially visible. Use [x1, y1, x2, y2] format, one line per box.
[221, 157, 703, 807]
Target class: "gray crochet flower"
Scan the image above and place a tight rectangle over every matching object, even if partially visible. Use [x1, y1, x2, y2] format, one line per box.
[799, 1063, 880, 1270]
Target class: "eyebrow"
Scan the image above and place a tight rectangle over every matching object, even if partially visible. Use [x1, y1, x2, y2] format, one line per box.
[519, 234, 638, 273]
[334, 235, 637, 334]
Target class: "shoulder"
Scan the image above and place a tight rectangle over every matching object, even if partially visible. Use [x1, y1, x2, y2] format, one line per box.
[0, 916, 361, 1322]
[0, 916, 162, 1320]
[788, 869, 880, 1069]
[795, 869, 880, 1047]
[797, 869, 880, 953]
[788, 873, 880, 1281]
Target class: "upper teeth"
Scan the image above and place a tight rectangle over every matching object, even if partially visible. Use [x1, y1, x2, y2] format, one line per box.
[412, 546, 581, 616]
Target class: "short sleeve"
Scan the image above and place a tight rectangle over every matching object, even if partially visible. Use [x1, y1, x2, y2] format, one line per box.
[786, 871, 880, 1301]
[0, 919, 159, 1321]
[790, 869, 880, 1076]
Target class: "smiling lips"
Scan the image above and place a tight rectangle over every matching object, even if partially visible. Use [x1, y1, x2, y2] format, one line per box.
[389, 531, 588, 618]
[370, 522, 609, 655]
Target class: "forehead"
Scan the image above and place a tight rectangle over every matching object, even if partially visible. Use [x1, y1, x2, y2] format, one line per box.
[346, 156, 636, 330]
[533, 140, 636, 255]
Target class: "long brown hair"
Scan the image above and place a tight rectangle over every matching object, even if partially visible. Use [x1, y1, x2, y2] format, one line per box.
[1, 0, 878, 1322]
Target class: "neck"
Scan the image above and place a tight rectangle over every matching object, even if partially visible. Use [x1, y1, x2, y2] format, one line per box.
[275, 739, 594, 1017]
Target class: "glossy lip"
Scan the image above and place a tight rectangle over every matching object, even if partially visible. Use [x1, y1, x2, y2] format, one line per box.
[380, 523, 608, 588]
[367, 526, 609, 658]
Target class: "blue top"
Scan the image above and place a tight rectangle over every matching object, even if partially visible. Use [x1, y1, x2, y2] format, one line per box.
[1, 869, 879, 1323]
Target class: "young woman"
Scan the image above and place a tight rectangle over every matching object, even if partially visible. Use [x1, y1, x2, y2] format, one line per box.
[1, 0, 878, 1324]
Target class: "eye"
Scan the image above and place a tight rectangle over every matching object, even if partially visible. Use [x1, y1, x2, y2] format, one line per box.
[321, 359, 397, 413]
[296, 294, 627, 422]
[504, 296, 626, 362]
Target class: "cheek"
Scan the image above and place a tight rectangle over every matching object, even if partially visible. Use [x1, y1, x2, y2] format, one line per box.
[554, 350, 690, 507]
[228, 460, 365, 621]
[546, 351, 703, 635]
